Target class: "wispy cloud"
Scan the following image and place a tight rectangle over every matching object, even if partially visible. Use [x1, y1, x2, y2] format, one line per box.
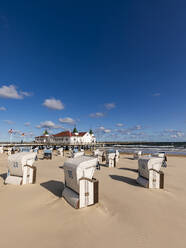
[95, 126, 111, 134]
[21, 91, 32, 97]
[164, 129, 185, 139]
[0, 106, 6, 111]
[90, 112, 104, 118]
[0, 85, 31, 99]
[104, 103, 116, 110]
[153, 93, 160, 97]
[132, 125, 143, 130]
[43, 98, 64, 110]
[58, 117, 75, 124]
[24, 122, 31, 126]
[4, 120, 14, 124]
[98, 126, 105, 130]
[116, 123, 123, 127]
[103, 129, 111, 133]
[36, 121, 62, 129]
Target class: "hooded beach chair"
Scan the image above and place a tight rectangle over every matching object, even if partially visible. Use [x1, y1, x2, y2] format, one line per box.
[62, 156, 99, 209]
[0, 146, 3, 154]
[93, 149, 99, 156]
[115, 150, 120, 163]
[43, 149, 52, 159]
[5, 152, 37, 185]
[98, 150, 106, 164]
[137, 156, 164, 189]
[133, 151, 142, 160]
[57, 147, 64, 156]
[105, 151, 119, 168]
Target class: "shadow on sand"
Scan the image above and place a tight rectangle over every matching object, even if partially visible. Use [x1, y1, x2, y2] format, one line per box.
[118, 168, 138, 173]
[0, 173, 7, 180]
[40, 180, 64, 197]
[124, 157, 135, 160]
[109, 174, 140, 187]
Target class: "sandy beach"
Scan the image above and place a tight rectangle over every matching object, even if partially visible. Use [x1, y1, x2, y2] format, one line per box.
[0, 152, 186, 248]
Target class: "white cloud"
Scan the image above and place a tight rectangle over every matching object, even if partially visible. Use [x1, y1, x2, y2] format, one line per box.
[177, 132, 184, 137]
[99, 126, 105, 130]
[24, 122, 31, 126]
[43, 98, 64, 110]
[36, 121, 62, 129]
[90, 112, 104, 118]
[4, 120, 14, 124]
[104, 103, 116, 110]
[94, 126, 112, 136]
[153, 93, 161, 97]
[116, 123, 123, 127]
[170, 135, 177, 139]
[164, 129, 185, 139]
[0, 106, 6, 111]
[103, 129, 111, 133]
[0, 85, 30, 99]
[131, 125, 143, 130]
[58, 117, 75, 124]
[21, 91, 31, 97]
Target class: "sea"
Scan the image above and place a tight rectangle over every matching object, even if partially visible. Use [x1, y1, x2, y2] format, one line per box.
[99, 143, 186, 156]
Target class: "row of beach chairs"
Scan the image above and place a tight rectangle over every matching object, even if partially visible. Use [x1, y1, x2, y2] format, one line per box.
[1, 147, 167, 209]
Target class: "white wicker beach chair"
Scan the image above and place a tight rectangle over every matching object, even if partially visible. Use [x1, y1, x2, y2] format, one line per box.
[5, 152, 37, 185]
[62, 156, 99, 209]
[137, 156, 164, 189]
[133, 151, 142, 160]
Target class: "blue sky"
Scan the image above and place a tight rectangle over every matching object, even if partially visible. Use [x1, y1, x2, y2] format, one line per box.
[0, 0, 186, 142]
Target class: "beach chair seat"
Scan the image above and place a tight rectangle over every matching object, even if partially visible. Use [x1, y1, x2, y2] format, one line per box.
[62, 156, 99, 209]
[5, 152, 37, 185]
[137, 156, 164, 189]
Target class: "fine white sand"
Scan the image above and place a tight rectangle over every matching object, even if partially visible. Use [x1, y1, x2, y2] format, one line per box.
[0, 152, 186, 248]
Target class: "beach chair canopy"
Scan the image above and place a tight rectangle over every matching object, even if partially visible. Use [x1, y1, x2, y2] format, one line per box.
[8, 152, 37, 177]
[106, 152, 116, 160]
[73, 151, 84, 158]
[63, 156, 98, 193]
[98, 150, 104, 156]
[138, 156, 163, 179]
